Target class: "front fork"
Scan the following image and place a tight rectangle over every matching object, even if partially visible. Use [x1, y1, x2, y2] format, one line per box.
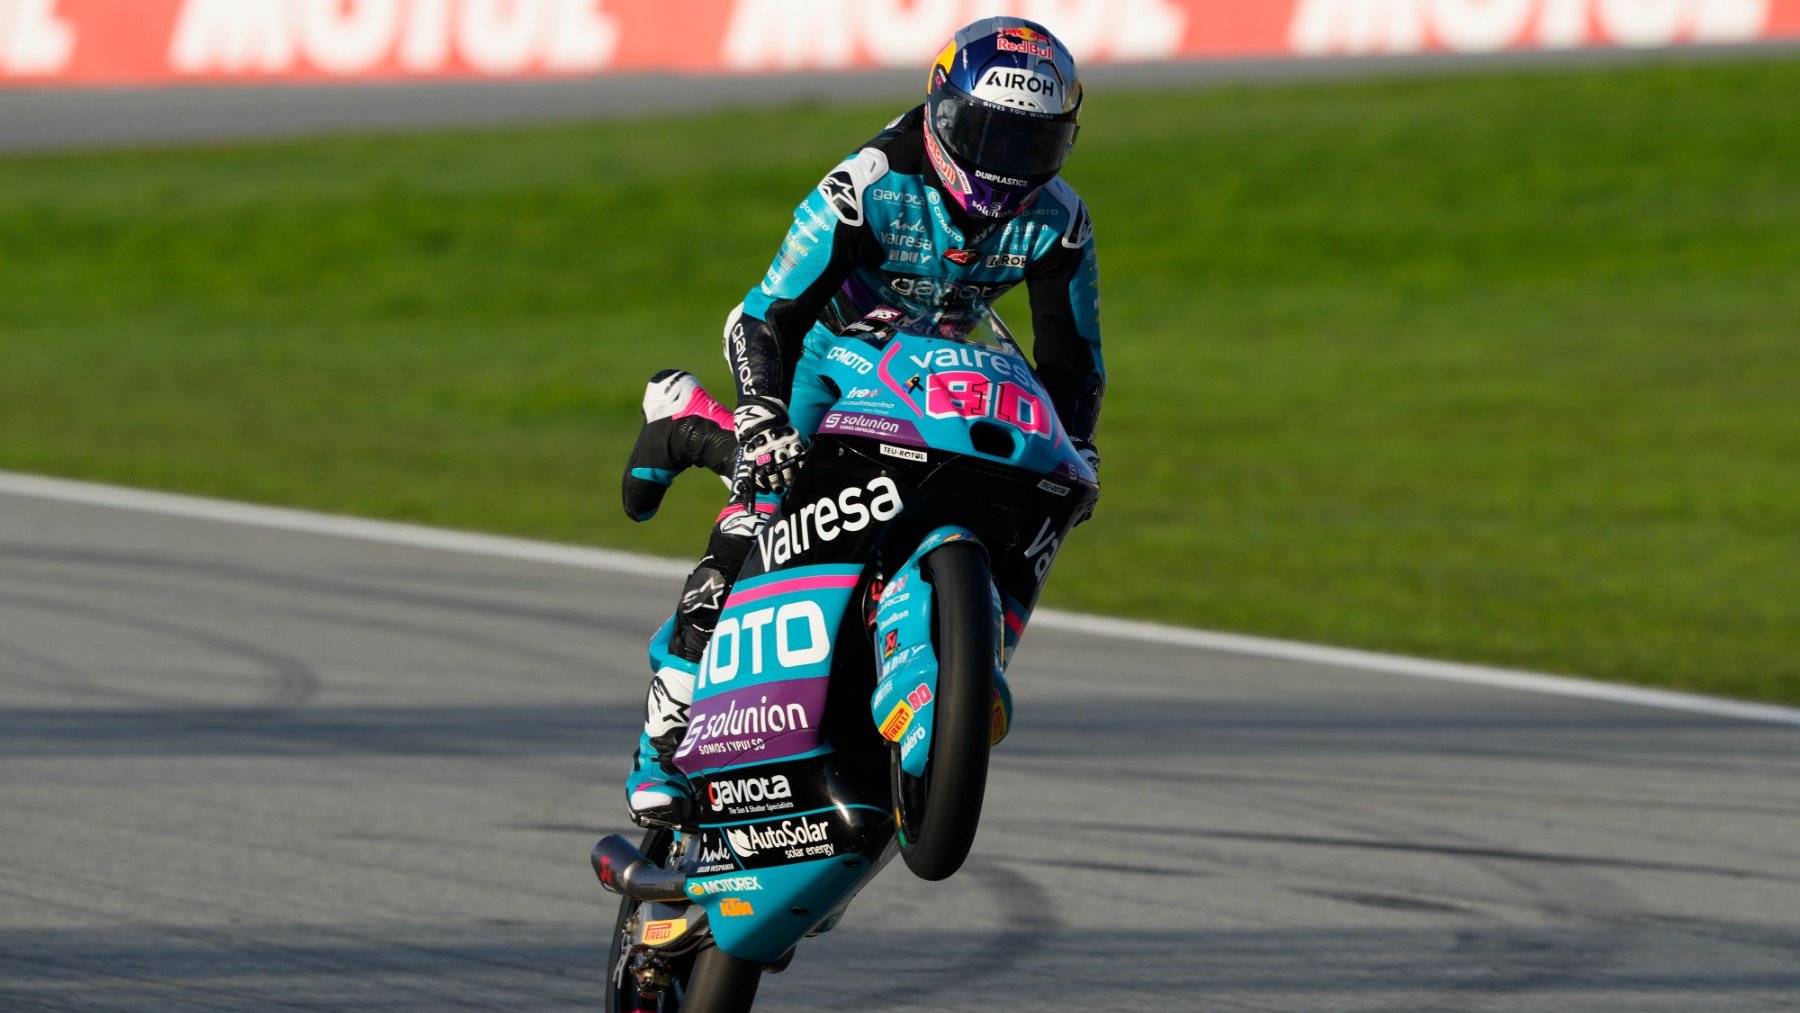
[868, 526, 1015, 778]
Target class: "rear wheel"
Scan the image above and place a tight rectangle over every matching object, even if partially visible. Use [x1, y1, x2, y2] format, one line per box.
[603, 828, 763, 1012]
[893, 541, 996, 881]
[679, 945, 763, 1012]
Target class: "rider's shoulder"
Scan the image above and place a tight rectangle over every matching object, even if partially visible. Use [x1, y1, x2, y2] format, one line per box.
[814, 146, 891, 229]
[811, 106, 927, 228]
[1024, 178, 1095, 251]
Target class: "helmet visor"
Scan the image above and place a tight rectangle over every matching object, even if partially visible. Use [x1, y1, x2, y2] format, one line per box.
[930, 89, 1077, 180]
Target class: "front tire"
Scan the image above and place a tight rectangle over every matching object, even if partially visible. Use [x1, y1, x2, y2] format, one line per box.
[894, 541, 996, 881]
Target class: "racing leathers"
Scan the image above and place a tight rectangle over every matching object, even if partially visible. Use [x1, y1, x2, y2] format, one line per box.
[625, 105, 1104, 827]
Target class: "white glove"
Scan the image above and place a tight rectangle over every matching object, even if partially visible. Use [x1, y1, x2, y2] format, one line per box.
[734, 396, 809, 493]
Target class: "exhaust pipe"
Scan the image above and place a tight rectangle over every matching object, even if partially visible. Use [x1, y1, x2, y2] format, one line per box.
[591, 835, 691, 903]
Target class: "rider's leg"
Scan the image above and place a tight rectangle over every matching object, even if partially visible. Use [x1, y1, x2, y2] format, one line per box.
[623, 489, 772, 827]
[621, 370, 737, 522]
[622, 321, 836, 827]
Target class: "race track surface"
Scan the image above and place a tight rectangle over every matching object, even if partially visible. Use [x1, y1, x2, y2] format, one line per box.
[2, 489, 1799, 1011]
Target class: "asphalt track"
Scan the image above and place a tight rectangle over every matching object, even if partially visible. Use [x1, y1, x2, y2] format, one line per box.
[2, 480, 1799, 1011]
[3, 42, 1797, 154]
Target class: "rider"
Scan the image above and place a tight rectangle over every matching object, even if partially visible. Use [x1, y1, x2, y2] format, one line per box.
[620, 17, 1105, 828]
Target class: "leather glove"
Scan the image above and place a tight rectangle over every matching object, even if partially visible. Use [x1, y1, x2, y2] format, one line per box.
[1075, 442, 1100, 526]
[734, 396, 809, 493]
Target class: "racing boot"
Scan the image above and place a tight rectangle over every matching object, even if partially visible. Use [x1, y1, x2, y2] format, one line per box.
[624, 619, 701, 828]
[621, 370, 738, 522]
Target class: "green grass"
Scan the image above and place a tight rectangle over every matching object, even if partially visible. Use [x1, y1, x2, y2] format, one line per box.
[2, 59, 1797, 701]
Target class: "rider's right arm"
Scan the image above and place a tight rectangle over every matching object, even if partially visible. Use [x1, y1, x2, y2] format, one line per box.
[728, 151, 887, 405]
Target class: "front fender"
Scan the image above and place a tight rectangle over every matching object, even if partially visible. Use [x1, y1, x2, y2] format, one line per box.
[870, 527, 1013, 778]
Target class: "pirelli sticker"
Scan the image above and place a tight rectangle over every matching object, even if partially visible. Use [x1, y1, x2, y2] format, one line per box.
[640, 918, 688, 946]
[879, 701, 914, 741]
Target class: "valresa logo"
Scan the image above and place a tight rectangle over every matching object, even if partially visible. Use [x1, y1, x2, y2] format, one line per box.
[725, 815, 832, 857]
[708, 774, 793, 812]
[755, 476, 903, 568]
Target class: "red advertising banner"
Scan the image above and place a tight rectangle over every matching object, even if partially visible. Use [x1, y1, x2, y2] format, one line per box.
[3, 0, 1797, 87]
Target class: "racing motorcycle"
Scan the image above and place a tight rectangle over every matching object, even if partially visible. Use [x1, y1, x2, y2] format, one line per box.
[591, 302, 1097, 1012]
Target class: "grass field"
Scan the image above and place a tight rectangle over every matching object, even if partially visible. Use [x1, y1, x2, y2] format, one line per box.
[2, 59, 1796, 701]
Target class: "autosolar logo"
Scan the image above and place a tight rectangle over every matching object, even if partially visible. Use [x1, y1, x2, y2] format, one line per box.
[725, 815, 836, 861]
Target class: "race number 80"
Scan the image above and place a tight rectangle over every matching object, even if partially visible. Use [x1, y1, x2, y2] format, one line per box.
[924, 371, 1050, 438]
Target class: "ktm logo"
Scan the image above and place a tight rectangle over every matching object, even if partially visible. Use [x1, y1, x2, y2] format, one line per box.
[719, 898, 755, 917]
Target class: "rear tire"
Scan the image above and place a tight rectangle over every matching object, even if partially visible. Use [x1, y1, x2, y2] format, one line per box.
[604, 827, 680, 1013]
[680, 945, 763, 1012]
[894, 541, 996, 882]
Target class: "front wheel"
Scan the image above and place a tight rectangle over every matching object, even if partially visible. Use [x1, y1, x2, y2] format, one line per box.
[893, 540, 996, 881]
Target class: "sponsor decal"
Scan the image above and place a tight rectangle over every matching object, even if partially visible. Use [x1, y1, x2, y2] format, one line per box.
[689, 874, 762, 897]
[882, 643, 926, 678]
[870, 187, 925, 208]
[908, 344, 1031, 382]
[985, 253, 1028, 269]
[900, 721, 928, 759]
[922, 122, 971, 196]
[974, 169, 1030, 187]
[694, 839, 736, 874]
[718, 897, 755, 918]
[880, 443, 928, 463]
[883, 628, 899, 660]
[707, 773, 794, 813]
[1037, 479, 1070, 496]
[826, 344, 875, 374]
[906, 683, 934, 710]
[991, 692, 1009, 744]
[701, 602, 829, 686]
[1025, 517, 1062, 582]
[726, 814, 836, 860]
[943, 248, 980, 266]
[866, 306, 904, 322]
[821, 411, 910, 439]
[880, 701, 915, 741]
[675, 679, 828, 763]
[885, 275, 1011, 304]
[753, 476, 903, 568]
[976, 67, 1060, 106]
[642, 918, 688, 945]
[996, 25, 1056, 59]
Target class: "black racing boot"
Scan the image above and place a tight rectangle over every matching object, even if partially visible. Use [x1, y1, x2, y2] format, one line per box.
[621, 370, 738, 521]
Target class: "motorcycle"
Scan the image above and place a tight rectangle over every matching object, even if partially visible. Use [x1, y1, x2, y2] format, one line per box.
[591, 302, 1098, 1012]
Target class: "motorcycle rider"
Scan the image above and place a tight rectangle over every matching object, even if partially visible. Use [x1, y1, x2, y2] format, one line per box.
[621, 17, 1105, 828]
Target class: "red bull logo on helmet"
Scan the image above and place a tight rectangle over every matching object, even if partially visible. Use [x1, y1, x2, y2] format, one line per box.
[996, 26, 1055, 60]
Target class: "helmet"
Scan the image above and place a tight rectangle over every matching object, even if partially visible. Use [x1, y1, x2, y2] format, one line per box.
[924, 17, 1082, 222]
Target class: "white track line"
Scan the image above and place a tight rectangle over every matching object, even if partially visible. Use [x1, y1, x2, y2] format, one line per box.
[4, 469, 1797, 729]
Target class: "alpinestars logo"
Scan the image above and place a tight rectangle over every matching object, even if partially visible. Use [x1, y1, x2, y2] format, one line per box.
[819, 170, 861, 226]
[725, 815, 833, 858]
[707, 774, 793, 812]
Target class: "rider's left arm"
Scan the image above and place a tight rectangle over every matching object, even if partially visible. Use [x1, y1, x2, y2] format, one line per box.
[1024, 224, 1105, 451]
